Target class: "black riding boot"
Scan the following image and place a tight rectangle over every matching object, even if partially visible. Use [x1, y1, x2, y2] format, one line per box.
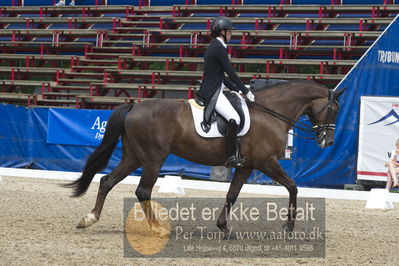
[225, 119, 245, 168]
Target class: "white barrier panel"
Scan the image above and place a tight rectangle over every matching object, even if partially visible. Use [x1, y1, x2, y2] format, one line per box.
[158, 175, 185, 195]
[365, 188, 394, 209]
[1, 167, 399, 203]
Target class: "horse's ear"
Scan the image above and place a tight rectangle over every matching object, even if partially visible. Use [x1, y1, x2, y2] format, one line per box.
[333, 87, 347, 100]
[328, 89, 333, 101]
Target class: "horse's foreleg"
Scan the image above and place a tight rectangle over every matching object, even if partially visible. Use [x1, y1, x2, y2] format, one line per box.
[259, 158, 298, 232]
[217, 168, 252, 234]
[135, 161, 169, 237]
[76, 159, 139, 229]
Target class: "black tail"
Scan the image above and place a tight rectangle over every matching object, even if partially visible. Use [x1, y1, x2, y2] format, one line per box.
[64, 104, 134, 197]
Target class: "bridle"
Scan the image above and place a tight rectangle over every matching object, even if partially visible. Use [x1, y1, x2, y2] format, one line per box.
[249, 90, 339, 141]
[308, 89, 339, 142]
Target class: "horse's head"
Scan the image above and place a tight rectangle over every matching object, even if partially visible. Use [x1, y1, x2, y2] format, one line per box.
[306, 88, 345, 148]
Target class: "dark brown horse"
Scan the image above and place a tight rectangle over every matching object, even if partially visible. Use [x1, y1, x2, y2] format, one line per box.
[66, 80, 343, 234]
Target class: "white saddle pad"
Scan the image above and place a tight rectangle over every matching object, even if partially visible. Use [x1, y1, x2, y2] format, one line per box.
[188, 94, 251, 138]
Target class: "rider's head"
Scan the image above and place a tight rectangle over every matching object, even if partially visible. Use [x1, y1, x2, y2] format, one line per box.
[210, 16, 234, 43]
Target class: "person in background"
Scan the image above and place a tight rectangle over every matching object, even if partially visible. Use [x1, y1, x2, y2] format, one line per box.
[385, 139, 399, 190]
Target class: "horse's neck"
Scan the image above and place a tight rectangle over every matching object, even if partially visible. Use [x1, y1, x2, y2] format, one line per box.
[264, 88, 314, 121]
[258, 84, 323, 123]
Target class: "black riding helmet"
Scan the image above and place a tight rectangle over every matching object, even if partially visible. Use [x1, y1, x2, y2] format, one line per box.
[210, 17, 234, 39]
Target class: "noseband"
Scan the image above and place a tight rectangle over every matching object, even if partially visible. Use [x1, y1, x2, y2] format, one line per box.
[310, 90, 338, 141]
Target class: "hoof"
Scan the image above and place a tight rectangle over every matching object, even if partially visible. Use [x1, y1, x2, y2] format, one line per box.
[283, 221, 295, 232]
[150, 225, 170, 237]
[76, 213, 98, 229]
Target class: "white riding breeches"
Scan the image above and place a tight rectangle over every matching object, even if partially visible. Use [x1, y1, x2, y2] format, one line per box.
[214, 86, 240, 125]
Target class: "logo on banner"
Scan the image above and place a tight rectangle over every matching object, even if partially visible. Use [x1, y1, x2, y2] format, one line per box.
[91, 116, 108, 140]
[47, 108, 114, 146]
[368, 109, 399, 126]
[377, 50, 399, 64]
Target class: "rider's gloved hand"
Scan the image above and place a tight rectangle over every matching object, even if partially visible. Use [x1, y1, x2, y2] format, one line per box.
[245, 91, 255, 102]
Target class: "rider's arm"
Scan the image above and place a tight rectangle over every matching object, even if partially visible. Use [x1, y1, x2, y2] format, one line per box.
[223, 76, 239, 92]
[216, 46, 249, 95]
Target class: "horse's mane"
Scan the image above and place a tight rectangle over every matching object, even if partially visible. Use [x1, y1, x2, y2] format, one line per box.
[252, 80, 325, 93]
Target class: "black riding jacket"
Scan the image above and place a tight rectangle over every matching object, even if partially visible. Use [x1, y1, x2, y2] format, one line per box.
[199, 38, 249, 103]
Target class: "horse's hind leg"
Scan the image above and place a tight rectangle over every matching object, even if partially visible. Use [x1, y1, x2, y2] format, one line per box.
[135, 160, 168, 236]
[76, 155, 140, 229]
[259, 157, 298, 231]
[217, 168, 253, 234]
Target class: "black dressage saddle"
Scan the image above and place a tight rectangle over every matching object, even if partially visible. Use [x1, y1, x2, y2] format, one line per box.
[195, 91, 245, 136]
[195, 79, 288, 136]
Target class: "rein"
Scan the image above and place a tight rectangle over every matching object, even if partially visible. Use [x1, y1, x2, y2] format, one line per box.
[248, 92, 337, 140]
[249, 101, 319, 139]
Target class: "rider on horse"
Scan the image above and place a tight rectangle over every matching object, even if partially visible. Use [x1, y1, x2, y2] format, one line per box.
[199, 16, 256, 168]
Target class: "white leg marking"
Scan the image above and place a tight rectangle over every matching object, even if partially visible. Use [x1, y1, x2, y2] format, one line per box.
[76, 213, 98, 229]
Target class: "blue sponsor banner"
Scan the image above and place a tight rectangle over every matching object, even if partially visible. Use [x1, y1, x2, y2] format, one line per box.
[47, 108, 113, 146]
[294, 14, 399, 187]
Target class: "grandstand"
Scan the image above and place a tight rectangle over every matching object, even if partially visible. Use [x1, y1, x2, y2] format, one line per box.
[0, 0, 398, 108]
